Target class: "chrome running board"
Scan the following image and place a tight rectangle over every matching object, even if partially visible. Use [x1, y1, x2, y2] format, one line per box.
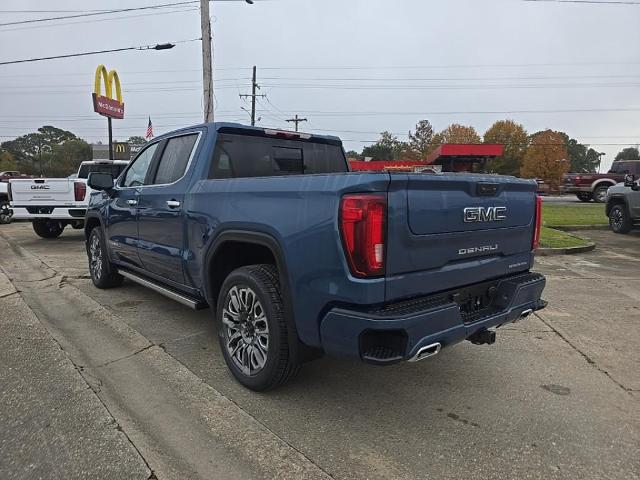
[118, 270, 205, 310]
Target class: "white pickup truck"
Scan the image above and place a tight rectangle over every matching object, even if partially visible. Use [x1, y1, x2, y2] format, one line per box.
[9, 160, 129, 238]
[0, 181, 11, 224]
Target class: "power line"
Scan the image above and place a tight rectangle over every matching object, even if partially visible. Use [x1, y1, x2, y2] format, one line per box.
[0, 39, 198, 66]
[523, 0, 640, 4]
[0, 7, 199, 33]
[259, 81, 640, 90]
[0, 1, 199, 27]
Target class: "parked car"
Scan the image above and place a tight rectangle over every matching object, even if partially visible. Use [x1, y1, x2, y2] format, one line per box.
[606, 175, 640, 233]
[0, 180, 12, 224]
[0, 170, 33, 182]
[562, 160, 640, 203]
[9, 160, 129, 238]
[84, 122, 547, 391]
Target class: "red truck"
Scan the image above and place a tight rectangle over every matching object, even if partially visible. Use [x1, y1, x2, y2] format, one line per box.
[562, 160, 640, 203]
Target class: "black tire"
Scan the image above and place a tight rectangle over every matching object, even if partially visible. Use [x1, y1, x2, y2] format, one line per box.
[576, 192, 592, 202]
[593, 186, 610, 204]
[0, 201, 12, 224]
[609, 204, 633, 234]
[32, 219, 64, 238]
[217, 264, 300, 391]
[87, 227, 123, 288]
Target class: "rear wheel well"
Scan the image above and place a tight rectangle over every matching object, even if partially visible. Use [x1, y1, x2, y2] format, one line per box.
[592, 181, 615, 191]
[207, 241, 277, 307]
[84, 217, 101, 240]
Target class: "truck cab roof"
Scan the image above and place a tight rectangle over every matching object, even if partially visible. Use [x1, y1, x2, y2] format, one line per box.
[152, 122, 343, 146]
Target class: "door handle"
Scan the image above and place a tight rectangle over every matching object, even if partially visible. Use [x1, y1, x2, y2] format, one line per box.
[166, 200, 181, 209]
[127, 199, 138, 206]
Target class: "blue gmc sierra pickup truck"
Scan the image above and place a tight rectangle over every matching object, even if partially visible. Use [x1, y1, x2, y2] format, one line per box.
[85, 122, 546, 391]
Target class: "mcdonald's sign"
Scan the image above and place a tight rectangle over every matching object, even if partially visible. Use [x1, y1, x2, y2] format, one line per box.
[113, 142, 130, 160]
[92, 65, 124, 119]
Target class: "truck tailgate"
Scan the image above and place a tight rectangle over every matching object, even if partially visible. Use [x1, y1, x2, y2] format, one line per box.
[385, 173, 537, 300]
[10, 179, 75, 206]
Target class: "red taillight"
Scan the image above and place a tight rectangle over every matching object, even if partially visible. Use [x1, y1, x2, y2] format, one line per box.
[340, 194, 386, 277]
[74, 181, 87, 202]
[533, 195, 542, 250]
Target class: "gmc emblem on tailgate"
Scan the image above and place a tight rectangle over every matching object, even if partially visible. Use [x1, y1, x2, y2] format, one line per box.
[463, 206, 507, 223]
[30, 185, 50, 190]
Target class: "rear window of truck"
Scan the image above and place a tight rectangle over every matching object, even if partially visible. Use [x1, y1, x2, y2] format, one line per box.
[78, 163, 128, 179]
[209, 133, 347, 179]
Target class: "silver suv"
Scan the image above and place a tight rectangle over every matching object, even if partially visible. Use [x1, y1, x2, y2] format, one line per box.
[606, 175, 640, 234]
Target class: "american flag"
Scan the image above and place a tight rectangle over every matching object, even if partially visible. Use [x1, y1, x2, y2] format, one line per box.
[145, 117, 154, 139]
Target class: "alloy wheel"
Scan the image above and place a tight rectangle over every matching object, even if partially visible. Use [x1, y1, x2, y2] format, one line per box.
[222, 285, 269, 376]
[0, 203, 12, 224]
[611, 208, 624, 231]
[89, 233, 103, 279]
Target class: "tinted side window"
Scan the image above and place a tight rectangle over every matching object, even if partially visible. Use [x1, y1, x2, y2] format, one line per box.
[209, 134, 347, 179]
[122, 143, 158, 187]
[153, 134, 198, 185]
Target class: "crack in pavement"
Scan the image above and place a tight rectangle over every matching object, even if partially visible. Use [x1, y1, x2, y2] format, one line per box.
[534, 312, 635, 396]
[0, 290, 20, 299]
[5, 286, 155, 478]
[94, 344, 156, 369]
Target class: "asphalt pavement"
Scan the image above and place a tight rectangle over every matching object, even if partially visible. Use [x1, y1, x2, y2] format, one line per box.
[0, 223, 638, 480]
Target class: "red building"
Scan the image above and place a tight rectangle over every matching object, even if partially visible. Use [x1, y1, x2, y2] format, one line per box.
[349, 144, 504, 173]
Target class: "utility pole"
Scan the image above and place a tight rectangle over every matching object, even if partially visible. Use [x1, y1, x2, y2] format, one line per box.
[286, 114, 307, 132]
[240, 66, 265, 126]
[200, 0, 214, 123]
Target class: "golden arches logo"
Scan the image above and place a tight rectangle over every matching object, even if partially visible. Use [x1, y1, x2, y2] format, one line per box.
[92, 65, 125, 119]
[94, 65, 123, 103]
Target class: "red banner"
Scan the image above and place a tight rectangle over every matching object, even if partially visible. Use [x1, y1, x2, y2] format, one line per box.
[92, 92, 124, 119]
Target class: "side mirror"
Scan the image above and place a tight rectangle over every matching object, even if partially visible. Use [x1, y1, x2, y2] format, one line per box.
[624, 174, 640, 191]
[87, 172, 114, 191]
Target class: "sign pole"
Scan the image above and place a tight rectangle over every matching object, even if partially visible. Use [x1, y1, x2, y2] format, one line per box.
[108, 117, 114, 160]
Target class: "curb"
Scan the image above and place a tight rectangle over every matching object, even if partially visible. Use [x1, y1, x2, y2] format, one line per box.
[551, 225, 609, 231]
[536, 242, 596, 256]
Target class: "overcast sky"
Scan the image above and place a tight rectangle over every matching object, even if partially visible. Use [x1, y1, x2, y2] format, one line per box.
[2, 0, 640, 169]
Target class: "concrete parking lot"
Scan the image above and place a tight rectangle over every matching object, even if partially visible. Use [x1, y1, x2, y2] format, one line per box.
[1, 223, 638, 480]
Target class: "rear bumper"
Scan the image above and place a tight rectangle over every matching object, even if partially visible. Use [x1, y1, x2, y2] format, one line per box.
[10, 207, 86, 220]
[319, 272, 546, 364]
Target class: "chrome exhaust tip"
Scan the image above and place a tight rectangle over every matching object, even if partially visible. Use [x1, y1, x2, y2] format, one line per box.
[409, 342, 441, 362]
[520, 308, 533, 319]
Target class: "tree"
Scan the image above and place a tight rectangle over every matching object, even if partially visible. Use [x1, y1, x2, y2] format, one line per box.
[614, 147, 640, 162]
[557, 132, 600, 173]
[126, 136, 147, 145]
[345, 150, 363, 160]
[0, 150, 17, 171]
[520, 130, 569, 189]
[483, 120, 528, 176]
[362, 131, 409, 160]
[48, 139, 92, 177]
[432, 124, 481, 148]
[1, 126, 78, 175]
[408, 120, 434, 159]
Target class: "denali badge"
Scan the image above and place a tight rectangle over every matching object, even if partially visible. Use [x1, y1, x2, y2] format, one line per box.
[459, 244, 498, 255]
[463, 206, 506, 223]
